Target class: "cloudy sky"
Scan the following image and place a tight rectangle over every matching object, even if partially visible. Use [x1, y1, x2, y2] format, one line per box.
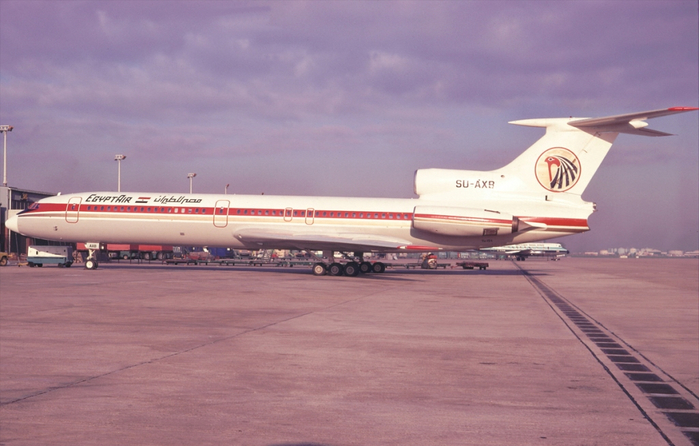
[1, 0, 697, 252]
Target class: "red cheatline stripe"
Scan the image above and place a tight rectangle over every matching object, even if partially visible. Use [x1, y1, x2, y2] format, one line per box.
[520, 217, 588, 228]
[21, 203, 587, 228]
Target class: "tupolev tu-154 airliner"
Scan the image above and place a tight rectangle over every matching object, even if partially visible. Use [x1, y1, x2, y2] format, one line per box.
[6, 107, 697, 276]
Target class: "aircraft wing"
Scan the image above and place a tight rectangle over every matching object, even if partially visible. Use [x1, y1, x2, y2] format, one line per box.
[233, 228, 416, 252]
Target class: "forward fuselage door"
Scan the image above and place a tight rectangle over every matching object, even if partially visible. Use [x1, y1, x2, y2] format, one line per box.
[213, 200, 230, 228]
[65, 197, 82, 223]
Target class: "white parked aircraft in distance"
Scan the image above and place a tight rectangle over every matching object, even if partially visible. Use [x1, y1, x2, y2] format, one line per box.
[480, 242, 569, 261]
[6, 107, 697, 276]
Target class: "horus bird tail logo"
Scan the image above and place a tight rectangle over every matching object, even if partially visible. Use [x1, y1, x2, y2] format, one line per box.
[535, 148, 581, 192]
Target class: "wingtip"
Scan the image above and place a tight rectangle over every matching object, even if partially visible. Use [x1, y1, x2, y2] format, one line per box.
[668, 106, 699, 112]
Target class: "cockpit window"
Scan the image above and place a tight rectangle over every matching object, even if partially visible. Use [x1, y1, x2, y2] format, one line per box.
[28, 203, 40, 210]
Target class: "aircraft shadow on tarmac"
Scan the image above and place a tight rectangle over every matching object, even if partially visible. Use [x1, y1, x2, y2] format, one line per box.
[97, 263, 540, 280]
[268, 443, 333, 446]
[269, 443, 333, 446]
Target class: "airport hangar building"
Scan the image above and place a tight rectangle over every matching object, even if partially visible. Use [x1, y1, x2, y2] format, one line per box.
[1, 186, 55, 255]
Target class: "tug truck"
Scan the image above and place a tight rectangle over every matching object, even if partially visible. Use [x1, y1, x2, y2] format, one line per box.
[27, 245, 74, 267]
[138, 245, 174, 260]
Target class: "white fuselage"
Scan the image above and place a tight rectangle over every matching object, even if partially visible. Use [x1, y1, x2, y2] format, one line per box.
[8, 190, 589, 253]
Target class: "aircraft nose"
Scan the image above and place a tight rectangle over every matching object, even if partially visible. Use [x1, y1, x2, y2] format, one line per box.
[5, 214, 19, 233]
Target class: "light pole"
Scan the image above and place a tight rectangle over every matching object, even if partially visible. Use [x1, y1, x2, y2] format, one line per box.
[187, 173, 197, 194]
[1, 125, 13, 187]
[114, 154, 126, 192]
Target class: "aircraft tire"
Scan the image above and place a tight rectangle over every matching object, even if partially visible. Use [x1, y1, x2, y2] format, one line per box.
[344, 262, 360, 277]
[312, 263, 327, 276]
[371, 262, 386, 273]
[328, 262, 344, 276]
[359, 262, 372, 274]
[85, 259, 98, 270]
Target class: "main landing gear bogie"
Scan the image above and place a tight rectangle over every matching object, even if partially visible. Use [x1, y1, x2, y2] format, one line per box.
[312, 261, 385, 277]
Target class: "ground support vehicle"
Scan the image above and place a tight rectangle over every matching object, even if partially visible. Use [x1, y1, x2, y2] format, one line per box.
[26, 245, 73, 267]
[138, 245, 174, 260]
[455, 261, 489, 270]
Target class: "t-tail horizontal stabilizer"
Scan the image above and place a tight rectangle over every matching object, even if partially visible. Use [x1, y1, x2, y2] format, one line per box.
[510, 106, 699, 136]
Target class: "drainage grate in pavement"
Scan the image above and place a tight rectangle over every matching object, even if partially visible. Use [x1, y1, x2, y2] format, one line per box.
[608, 355, 641, 363]
[625, 372, 663, 382]
[520, 267, 699, 446]
[636, 383, 680, 395]
[663, 411, 699, 428]
[602, 348, 630, 355]
[650, 396, 695, 410]
[616, 363, 651, 372]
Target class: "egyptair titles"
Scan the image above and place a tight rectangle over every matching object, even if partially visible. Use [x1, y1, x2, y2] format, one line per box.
[85, 194, 202, 204]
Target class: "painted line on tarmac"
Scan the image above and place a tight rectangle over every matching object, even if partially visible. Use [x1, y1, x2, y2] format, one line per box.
[517, 265, 699, 446]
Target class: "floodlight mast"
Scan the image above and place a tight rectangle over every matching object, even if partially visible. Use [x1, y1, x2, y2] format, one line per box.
[1, 125, 13, 187]
[187, 173, 197, 194]
[114, 154, 126, 192]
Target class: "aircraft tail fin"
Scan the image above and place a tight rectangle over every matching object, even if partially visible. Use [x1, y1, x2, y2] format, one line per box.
[497, 107, 698, 197]
[414, 107, 697, 200]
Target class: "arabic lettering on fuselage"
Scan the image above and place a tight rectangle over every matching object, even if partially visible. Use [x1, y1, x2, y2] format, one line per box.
[85, 194, 202, 204]
[153, 195, 203, 204]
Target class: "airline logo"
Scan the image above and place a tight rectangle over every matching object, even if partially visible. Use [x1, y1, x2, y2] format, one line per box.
[135, 197, 151, 204]
[535, 147, 580, 192]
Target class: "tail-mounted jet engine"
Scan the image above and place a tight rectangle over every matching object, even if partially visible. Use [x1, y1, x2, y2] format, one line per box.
[412, 206, 535, 237]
